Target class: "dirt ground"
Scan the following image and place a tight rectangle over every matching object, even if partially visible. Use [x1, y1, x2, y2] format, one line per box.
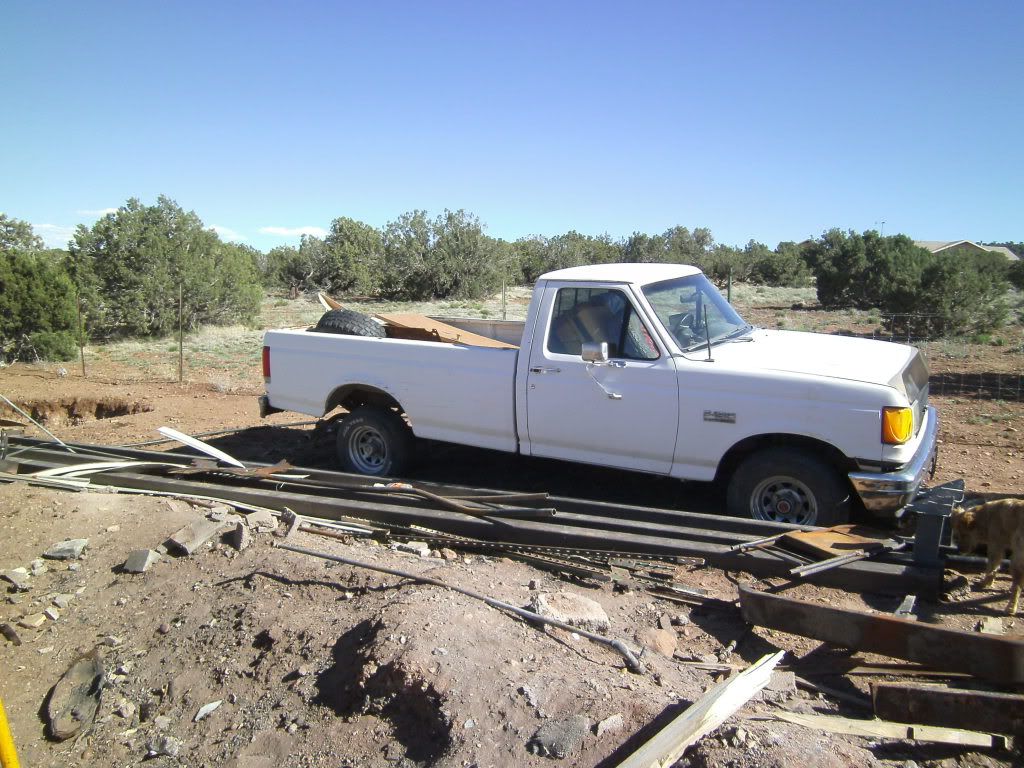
[0, 334, 1022, 767]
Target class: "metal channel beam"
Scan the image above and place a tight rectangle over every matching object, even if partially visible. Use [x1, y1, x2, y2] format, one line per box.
[4, 438, 808, 537]
[872, 682, 1024, 736]
[2, 452, 941, 595]
[740, 586, 1024, 683]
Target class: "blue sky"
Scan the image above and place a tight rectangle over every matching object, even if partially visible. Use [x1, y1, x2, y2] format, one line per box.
[3, 1, 1022, 251]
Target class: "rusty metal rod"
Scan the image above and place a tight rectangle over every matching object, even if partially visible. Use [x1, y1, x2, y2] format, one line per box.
[276, 541, 644, 674]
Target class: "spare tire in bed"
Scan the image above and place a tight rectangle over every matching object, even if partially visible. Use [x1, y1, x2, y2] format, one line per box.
[314, 308, 386, 338]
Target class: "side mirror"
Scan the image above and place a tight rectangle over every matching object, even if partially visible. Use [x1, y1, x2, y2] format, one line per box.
[581, 342, 609, 364]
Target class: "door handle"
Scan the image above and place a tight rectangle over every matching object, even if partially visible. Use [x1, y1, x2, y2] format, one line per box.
[530, 366, 561, 374]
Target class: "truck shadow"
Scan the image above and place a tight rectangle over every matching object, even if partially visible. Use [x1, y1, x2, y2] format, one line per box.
[202, 422, 726, 514]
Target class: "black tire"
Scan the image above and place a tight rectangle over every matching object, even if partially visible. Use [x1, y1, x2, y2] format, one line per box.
[726, 448, 850, 526]
[315, 309, 385, 338]
[336, 405, 414, 476]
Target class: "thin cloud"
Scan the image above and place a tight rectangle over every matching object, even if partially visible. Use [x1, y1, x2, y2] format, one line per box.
[211, 225, 247, 242]
[259, 225, 328, 238]
[32, 223, 77, 249]
[76, 207, 118, 217]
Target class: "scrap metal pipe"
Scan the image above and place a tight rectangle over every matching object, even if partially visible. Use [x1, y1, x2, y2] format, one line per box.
[276, 541, 644, 674]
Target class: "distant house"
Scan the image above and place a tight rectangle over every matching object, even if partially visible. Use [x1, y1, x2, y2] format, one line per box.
[914, 240, 1019, 261]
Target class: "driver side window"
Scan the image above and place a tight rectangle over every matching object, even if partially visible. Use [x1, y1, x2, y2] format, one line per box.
[547, 288, 658, 361]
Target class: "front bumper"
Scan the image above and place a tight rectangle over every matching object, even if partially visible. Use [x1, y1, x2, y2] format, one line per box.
[848, 406, 939, 515]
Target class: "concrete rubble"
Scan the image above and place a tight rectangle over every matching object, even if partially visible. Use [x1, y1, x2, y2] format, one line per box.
[42, 538, 89, 560]
[529, 591, 610, 633]
[123, 549, 162, 573]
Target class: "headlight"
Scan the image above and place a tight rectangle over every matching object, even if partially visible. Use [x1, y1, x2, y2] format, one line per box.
[882, 406, 913, 445]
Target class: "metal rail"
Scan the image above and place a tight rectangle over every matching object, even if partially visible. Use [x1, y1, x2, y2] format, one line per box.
[1, 436, 942, 595]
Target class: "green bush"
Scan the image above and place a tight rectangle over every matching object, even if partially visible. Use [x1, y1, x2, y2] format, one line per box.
[0, 216, 79, 362]
[28, 331, 78, 362]
[1008, 259, 1024, 291]
[805, 230, 1010, 338]
[68, 197, 262, 338]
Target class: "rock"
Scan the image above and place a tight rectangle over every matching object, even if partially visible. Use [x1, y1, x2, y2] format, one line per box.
[595, 713, 624, 737]
[29, 558, 48, 576]
[67, 563, 81, 572]
[671, 613, 690, 627]
[153, 715, 172, 730]
[638, 627, 677, 658]
[227, 521, 251, 551]
[977, 616, 1005, 635]
[764, 670, 797, 699]
[52, 593, 73, 609]
[194, 699, 222, 722]
[1, 569, 31, 592]
[44, 606, 60, 621]
[18, 613, 47, 628]
[246, 510, 277, 532]
[439, 548, 458, 561]
[658, 614, 672, 630]
[518, 684, 539, 708]
[101, 635, 123, 647]
[296, 665, 311, 678]
[47, 651, 104, 740]
[529, 591, 610, 633]
[207, 505, 233, 522]
[527, 715, 590, 758]
[123, 549, 161, 573]
[147, 735, 183, 757]
[1, 622, 22, 645]
[43, 538, 89, 560]
[157, 622, 171, 635]
[116, 699, 136, 719]
[392, 541, 431, 557]
[166, 518, 226, 555]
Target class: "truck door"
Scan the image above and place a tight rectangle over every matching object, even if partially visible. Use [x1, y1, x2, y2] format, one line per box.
[524, 285, 680, 473]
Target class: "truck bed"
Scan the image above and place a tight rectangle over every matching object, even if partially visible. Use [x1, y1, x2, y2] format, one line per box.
[263, 327, 520, 453]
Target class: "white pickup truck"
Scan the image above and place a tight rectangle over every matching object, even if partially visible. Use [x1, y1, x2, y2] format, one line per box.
[260, 263, 938, 526]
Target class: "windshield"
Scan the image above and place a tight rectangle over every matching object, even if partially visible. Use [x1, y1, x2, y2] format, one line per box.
[642, 274, 750, 350]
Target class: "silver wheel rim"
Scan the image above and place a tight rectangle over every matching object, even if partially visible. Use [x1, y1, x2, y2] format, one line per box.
[347, 425, 388, 474]
[749, 475, 818, 525]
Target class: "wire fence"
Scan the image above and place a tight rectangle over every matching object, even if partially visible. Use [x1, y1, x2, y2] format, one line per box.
[827, 313, 1024, 404]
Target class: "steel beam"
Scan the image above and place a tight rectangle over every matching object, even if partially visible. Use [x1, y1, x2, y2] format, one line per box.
[872, 682, 1024, 736]
[740, 586, 1024, 683]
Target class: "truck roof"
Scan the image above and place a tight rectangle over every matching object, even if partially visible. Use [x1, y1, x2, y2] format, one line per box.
[539, 262, 702, 285]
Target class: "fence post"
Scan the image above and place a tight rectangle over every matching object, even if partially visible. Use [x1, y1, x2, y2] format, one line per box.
[76, 293, 86, 379]
[178, 283, 183, 384]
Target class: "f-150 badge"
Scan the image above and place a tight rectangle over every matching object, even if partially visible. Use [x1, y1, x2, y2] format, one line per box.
[703, 410, 736, 424]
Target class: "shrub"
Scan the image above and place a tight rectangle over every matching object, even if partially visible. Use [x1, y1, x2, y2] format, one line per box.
[0, 218, 79, 362]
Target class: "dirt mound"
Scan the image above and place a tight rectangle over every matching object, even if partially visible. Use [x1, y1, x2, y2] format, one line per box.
[19, 396, 153, 426]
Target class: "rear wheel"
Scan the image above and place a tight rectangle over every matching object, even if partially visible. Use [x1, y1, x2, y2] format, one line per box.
[726, 448, 850, 526]
[336, 405, 414, 476]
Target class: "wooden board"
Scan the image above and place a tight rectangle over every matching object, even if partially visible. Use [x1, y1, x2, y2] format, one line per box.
[781, 524, 893, 559]
[373, 312, 517, 349]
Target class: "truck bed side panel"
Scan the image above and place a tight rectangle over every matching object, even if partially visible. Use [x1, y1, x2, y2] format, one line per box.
[264, 329, 519, 453]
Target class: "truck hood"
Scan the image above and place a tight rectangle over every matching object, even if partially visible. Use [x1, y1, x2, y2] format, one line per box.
[707, 328, 915, 387]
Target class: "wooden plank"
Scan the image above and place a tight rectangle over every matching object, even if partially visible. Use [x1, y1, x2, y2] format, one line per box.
[617, 652, 784, 768]
[373, 312, 517, 349]
[872, 681, 1024, 736]
[775, 711, 1002, 749]
[739, 585, 1024, 683]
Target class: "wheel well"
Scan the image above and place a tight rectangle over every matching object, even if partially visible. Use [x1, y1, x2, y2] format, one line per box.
[325, 385, 404, 416]
[715, 434, 854, 485]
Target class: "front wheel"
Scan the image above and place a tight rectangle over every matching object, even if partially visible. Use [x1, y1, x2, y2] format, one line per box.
[726, 448, 850, 526]
[336, 406, 414, 476]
